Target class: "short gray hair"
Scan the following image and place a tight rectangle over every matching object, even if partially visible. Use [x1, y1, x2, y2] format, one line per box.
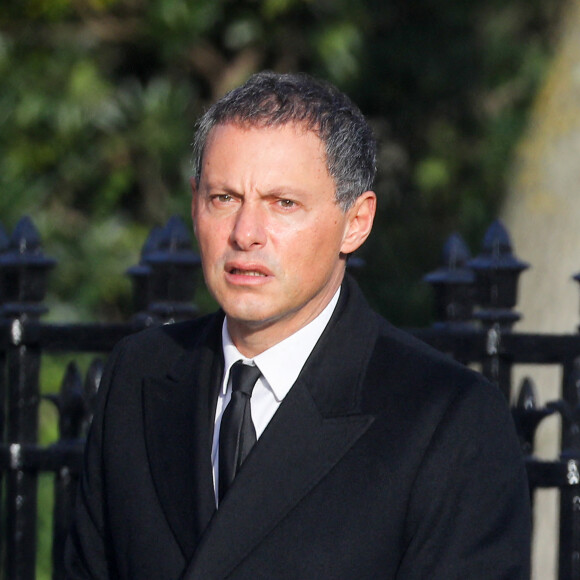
[192, 71, 376, 210]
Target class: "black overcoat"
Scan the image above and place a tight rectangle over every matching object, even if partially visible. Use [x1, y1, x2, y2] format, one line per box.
[66, 276, 531, 579]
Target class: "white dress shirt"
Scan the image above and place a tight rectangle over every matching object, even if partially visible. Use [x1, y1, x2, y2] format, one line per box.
[211, 288, 340, 503]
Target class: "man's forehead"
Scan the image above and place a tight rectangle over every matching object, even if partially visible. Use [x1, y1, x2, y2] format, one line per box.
[200, 121, 328, 175]
[207, 119, 321, 143]
[197, 122, 336, 198]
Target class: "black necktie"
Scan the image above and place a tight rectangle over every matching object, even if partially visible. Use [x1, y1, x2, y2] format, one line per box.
[219, 361, 261, 502]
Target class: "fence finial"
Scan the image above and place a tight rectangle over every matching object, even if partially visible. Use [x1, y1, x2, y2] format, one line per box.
[468, 219, 529, 330]
[0, 217, 56, 319]
[136, 216, 202, 324]
[44, 362, 86, 441]
[126, 226, 164, 321]
[424, 233, 475, 327]
[512, 377, 554, 455]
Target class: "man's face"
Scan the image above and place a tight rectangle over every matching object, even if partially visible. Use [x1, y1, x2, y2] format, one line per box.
[191, 122, 375, 354]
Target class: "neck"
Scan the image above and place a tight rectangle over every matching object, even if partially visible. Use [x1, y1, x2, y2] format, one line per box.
[227, 314, 315, 359]
[226, 284, 342, 358]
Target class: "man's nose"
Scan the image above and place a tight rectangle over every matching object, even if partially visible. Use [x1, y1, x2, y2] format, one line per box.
[230, 201, 267, 250]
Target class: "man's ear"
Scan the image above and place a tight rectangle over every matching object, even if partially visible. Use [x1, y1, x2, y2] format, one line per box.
[340, 191, 377, 255]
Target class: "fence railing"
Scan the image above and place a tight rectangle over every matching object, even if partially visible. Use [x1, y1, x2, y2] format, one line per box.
[0, 215, 579, 578]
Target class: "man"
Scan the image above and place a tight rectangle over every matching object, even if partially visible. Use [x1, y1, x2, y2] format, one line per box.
[66, 72, 530, 579]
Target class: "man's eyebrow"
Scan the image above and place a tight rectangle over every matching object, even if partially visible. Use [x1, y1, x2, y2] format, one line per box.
[200, 180, 236, 193]
[202, 180, 308, 198]
[264, 186, 306, 196]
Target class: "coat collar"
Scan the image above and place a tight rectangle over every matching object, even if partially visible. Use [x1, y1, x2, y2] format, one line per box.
[301, 274, 380, 417]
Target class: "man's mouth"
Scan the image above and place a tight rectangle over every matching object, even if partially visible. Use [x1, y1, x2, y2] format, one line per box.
[229, 268, 267, 277]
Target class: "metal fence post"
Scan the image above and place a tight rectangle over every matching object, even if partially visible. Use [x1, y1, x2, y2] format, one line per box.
[549, 359, 580, 579]
[46, 362, 87, 580]
[0, 220, 10, 572]
[468, 220, 529, 398]
[0, 217, 55, 580]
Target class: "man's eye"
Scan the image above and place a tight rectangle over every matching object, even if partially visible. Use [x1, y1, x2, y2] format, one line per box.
[212, 194, 232, 203]
[278, 199, 296, 208]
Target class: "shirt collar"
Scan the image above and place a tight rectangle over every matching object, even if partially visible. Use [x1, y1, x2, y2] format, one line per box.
[221, 287, 341, 400]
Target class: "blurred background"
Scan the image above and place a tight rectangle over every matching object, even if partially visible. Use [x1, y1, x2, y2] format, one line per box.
[0, 0, 565, 327]
[0, 0, 574, 578]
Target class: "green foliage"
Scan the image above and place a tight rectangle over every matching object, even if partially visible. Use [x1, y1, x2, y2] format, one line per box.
[0, 0, 565, 324]
[0, 0, 563, 326]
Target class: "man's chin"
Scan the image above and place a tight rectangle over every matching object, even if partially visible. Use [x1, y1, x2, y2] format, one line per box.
[223, 303, 294, 335]
[224, 310, 276, 330]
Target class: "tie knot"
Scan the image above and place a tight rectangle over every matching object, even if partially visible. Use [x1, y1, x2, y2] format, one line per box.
[230, 361, 261, 397]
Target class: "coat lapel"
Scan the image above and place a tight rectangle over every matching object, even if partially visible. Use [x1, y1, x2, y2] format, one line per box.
[183, 276, 379, 579]
[142, 314, 224, 560]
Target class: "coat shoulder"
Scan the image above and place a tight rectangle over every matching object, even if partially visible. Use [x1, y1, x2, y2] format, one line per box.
[362, 316, 501, 420]
[109, 313, 221, 374]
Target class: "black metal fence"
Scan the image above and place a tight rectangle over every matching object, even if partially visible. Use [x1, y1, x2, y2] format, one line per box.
[0, 215, 201, 580]
[0, 215, 579, 579]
